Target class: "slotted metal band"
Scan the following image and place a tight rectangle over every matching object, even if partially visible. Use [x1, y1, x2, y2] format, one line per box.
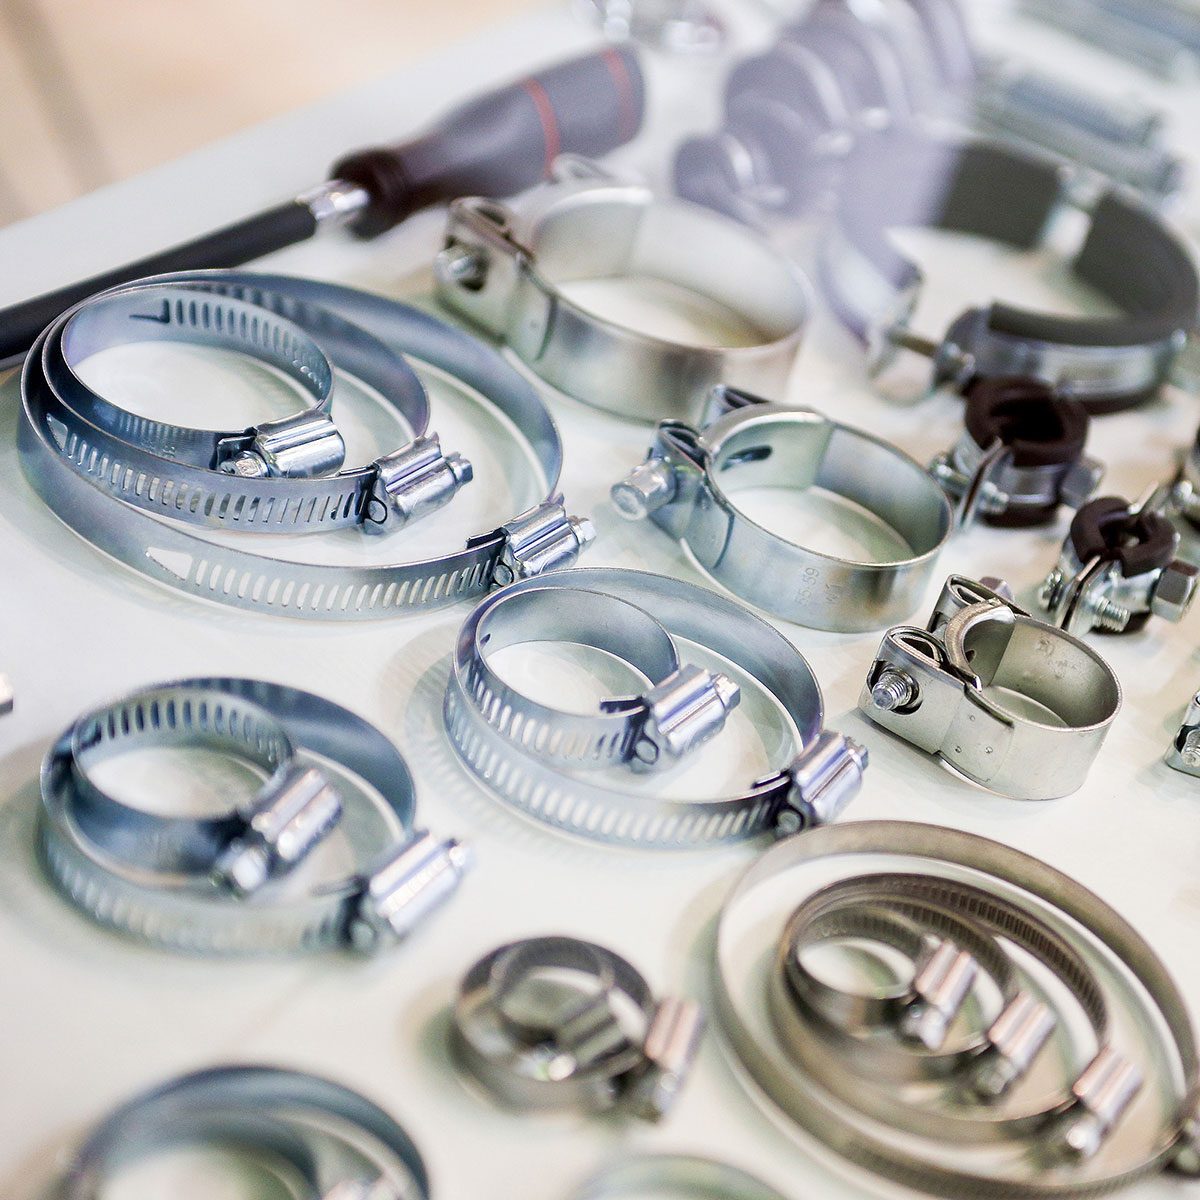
[443, 568, 828, 849]
[33, 278, 431, 533]
[63, 685, 298, 873]
[18, 272, 579, 620]
[38, 678, 420, 954]
[64, 1065, 430, 1200]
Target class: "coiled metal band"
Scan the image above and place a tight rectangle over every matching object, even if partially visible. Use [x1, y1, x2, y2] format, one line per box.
[62, 1065, 430, 1200]
[714, 821, 1200, 1197]
[18, 271, 593, 619]
[454, 583, 738, 772]
[39, 678, 467, 954]
[571, 1156, 789, 1199]
[612, 388, 954, 633]
[444, 568, 867, 849]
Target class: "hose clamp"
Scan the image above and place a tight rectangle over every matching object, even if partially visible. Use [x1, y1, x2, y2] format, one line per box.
[433, 172, 809, 423]
[861, 575, 1121, 798]
[612, 386, 953, 632]
[452, 936, 704, 1121]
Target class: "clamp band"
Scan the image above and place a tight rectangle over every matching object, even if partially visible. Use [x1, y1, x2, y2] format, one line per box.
[434, 172, 809, 423]
[452, 935, 703, 1121]
[821, 134, 1198, 413]
[862, 575, 1121, 798]
[445, 568, 867, 849]
[613, 388, 953, 632]
[62, 1065, 430, 1200]
[62, 684, 341, 894]
[714, 821, 1200, 1197]
[455, 583, 738, 772]
[571, 1156, 790, 1200]
[18, 271, 593, 619]
[39, 678, 468, 955]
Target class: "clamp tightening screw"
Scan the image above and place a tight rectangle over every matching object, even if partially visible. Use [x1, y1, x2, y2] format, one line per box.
[612, 460, 678, 520]
[870, 667, 918, 712]
[898, 937, 978, 1051]
[634, 665, 740, 770]
[625, 997, 706, 1122]
[1056, 1047, 1144, 1160]
[971, 991, 1058, 1099]
[773, 731, 868, 836]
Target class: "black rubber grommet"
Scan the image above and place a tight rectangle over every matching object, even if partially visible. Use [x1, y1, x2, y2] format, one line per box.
[963, 377, 1089, 469]
[1068, 497, 1176, 576]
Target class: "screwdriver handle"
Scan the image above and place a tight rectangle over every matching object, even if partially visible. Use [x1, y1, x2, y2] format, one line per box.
[331, 45, 645, 238]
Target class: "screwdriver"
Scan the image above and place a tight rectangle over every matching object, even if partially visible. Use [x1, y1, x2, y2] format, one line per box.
[0, 45, 645, 369]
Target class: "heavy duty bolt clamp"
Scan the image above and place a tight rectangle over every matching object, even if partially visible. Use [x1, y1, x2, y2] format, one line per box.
[61, 1066, 430, 1200]
[821, 134, 1198, 414]
[19, 272, 593, 619]
[445, 568, 867, 849]
[612, 386, 953, 632]
[40, 679, 469, 954]
[433, 165, 809, 423]
[929, 377, 1102, 528]
[452, 936, 704, 1121]
[1039, 489, 1198, 636]
[861, 575, 1121, 798]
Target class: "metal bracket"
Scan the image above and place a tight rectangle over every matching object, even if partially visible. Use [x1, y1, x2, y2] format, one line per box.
[367, 435, 473, 533]
[216, 411, 346, 479]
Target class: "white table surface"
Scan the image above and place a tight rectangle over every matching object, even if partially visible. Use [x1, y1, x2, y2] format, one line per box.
[2, 3, 1200, 1198]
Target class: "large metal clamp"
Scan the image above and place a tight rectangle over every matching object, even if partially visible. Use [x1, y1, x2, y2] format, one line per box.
[1039, 488, 1198, 636]
[452, 936, 704, 1121]
[612, 386, 953, 632]
[861, 576, 1121, 799]
[433, 166, 809, 422]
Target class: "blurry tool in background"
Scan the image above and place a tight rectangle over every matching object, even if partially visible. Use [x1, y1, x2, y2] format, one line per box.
[579, 0, 726, 52]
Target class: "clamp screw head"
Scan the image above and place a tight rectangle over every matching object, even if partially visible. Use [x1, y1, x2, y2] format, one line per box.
[1039, 567, 1065, 611]
[436, 245, 488, 290]
[1151, 560, 1199, 623]
[871, 667, 918, 712]
[611, 460, 677, 521]
[222, 451, 269, 478]
[1180, 729, 1200, 769]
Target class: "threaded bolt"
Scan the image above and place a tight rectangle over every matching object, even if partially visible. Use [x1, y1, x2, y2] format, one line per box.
[1089, 596, 1131, 633]
[871, 668, 918, 712]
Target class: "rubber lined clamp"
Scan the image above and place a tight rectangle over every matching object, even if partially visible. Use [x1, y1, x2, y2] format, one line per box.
[571, 1155, 790, 1199]
[31, 277, 472, 537]
[1040, 489, 1198, 636]
[612, 386, 953, 632]
[862, 575, 1121, 799]
[779, 889, 1059, 1099]
[444, 568, 866, 849]
[453, 583, 739, 773]
[433, 165, 809, 423]
[452, 935, 704, 1121]
[61, 1065, 430, 1200]
[39, 678, 469, 955]
[929, 376, 1101, 528]
[820, 133, 1198, 413]
[18, 271, 594, 620]
[714, 822, 1200, 1197]
[62, 685, 342, 896]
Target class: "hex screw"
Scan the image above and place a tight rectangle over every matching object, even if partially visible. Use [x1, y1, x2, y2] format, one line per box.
[871, 668, 918, 711]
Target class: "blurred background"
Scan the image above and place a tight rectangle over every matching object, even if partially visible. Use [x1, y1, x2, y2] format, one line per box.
[0, 0, 540, 226]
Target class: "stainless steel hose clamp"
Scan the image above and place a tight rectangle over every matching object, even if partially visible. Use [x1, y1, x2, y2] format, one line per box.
[40, 678, 469, 954]
[1040, 488, 1198, 636]
[612, 387, 953, 632]
[19, 272, 594, 619]
[61, 685, 342, 895]
[821, 134, 1199, 414]
[715, 821, 1200, 1197]
[929, 377, 1103, 529]
[36, 279, 473, 536]
[445, 568, 867, 849]
[62, 1065, 430, 1200]
[452, 935, 704, 1121]
[452, 583, 739, 773]
[861, 575, 1121, 799]
[433, 167, 809, 422]
[571, 1156, 790, 1200]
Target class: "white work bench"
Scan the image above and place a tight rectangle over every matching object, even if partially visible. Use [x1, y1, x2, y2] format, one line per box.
[1, 3, 1199, 1198]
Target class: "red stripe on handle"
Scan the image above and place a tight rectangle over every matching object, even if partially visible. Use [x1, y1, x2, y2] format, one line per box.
[521, 76, 561, 177]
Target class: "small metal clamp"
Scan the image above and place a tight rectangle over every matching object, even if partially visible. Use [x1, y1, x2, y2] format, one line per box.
[861, 575, 1121, 799]
[493, 501, 596, 586]
[367, 434, 473, 533]
[216, 410, 347, 479]
[1039, 488, 1198, 636]
[929, 377, 1102, 528]
[452, 936, 704, 1121]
